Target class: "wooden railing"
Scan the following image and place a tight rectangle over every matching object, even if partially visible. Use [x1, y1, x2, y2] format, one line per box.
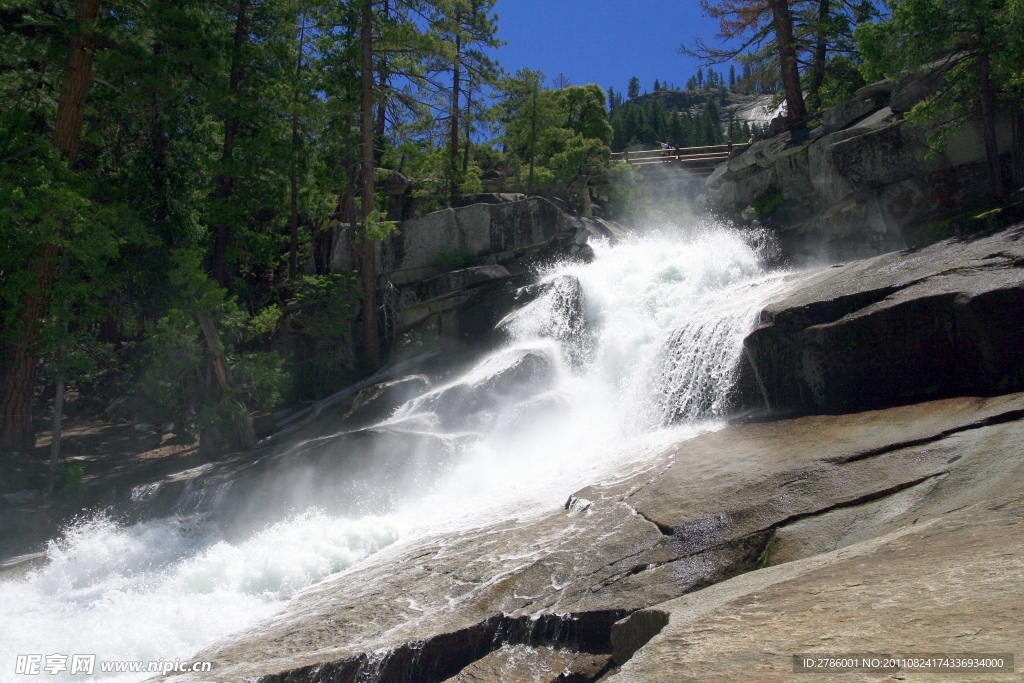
[611, 143, 732, 176]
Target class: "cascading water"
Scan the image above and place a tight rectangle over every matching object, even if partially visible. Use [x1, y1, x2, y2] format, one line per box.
[0, 218, 789, 682]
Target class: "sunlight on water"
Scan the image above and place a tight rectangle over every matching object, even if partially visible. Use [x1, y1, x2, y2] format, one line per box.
[0, 217, 788, 681]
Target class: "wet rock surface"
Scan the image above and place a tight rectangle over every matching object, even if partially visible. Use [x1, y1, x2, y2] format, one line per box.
[607, 498, 1024, 682]
[407, 347, 560, 431]
[171, 392, 1024, 682]
[443, 646, 611, 683]
[745, 224, 1024, 415]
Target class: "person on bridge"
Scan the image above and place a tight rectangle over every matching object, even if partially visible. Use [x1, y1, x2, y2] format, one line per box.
[658, 141, 671, 157]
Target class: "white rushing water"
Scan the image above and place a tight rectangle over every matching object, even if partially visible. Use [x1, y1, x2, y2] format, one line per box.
[0, 219, 789, 682]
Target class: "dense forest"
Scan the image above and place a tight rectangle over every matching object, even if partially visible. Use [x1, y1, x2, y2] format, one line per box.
[2, 0, 1021, 492]
[609, 91, 753, 151]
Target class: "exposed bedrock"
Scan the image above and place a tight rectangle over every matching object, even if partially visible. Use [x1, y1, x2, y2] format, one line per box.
[170, 393, 1024, 682]
[744, 224, 1024, 415]
[703, 68, 1021, 263]
[607, 499, 1024, 682]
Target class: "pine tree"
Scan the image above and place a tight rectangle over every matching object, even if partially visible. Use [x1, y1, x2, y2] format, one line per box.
[0, 0, 102, 452]
[857, 0, 1024, 198]
[439, 0, 500, 207]
[627, 76, 641, 99]
[682, 0, 809, 125]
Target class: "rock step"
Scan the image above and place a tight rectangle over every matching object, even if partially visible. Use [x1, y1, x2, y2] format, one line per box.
[258, 610, 626, 683]
[745, 224, 1024, 415]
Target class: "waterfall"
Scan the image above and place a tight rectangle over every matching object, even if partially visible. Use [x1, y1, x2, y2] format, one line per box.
[0, 219, 788, 682]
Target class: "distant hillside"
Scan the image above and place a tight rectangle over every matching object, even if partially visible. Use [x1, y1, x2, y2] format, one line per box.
[610, 89, 782, 152]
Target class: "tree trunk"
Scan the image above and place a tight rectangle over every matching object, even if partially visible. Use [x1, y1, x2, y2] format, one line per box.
[527, 86, 537, 196]
[195, 310, 257, 451]
[1012, 100, 1024, 191]
[1, 0, 99, 452]
[46, 361, 66, 496]
[52, 0, 101, 161]
[289, 16, 306, 280]
[360, 0, 381, 371]
[374, 0, 389, 167]
[150, 41, 170, 234]
[463, 72, 473, 173]
[46, 302, 69, 497]
[0, 244, 59, 452]
[769, 0, 807, 126]
[449, 28, 462, 207]
[807, 0, 830, 104]
[289, 146, 299, 278]
[212, 0, 249, 286]
[976, 44, 1005, 200]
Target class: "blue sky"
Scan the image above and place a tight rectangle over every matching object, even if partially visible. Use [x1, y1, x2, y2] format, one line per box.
[492, 0, 731, 96]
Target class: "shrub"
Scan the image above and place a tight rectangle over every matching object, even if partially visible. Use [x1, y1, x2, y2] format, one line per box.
[137, 252, 289, 449]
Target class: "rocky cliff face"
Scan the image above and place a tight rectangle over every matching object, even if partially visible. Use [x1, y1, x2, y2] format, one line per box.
[704, 77, 1019, 263]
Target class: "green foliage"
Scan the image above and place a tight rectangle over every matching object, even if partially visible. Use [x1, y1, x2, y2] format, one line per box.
[756, 531, 776, 569]
[288, 272, 360, 399]
[856, 0, 1024, 154]
[604, 161, 644, 222]
[460, 161, 486, 195]
[434, 248, 472, 272]
[0, 453, 84, 496]
[627, 76, 641, 99]
[37, 332, 115, 391]
[610, 94, 736, 152]
[753, 186, 785, 218]
[54, 463, 86, 496]
[500, 77, 614, 210]
[247, 304, 283, 341]
[137, 252, 288, 441]
[813, 56, 867, 110]
[362, 210, 400, 243]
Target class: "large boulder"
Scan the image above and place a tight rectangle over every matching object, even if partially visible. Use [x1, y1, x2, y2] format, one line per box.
[455, 192, 527, 207]
[853, 78, 894, 99]
[889, 66, 946, 114]
[744, 224, 1024, 415]
[360, 198, 616, 343]
[497, 275, 594, 372]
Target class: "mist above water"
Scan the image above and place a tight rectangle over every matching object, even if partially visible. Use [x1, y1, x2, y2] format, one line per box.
[0, 218, 789, 682]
